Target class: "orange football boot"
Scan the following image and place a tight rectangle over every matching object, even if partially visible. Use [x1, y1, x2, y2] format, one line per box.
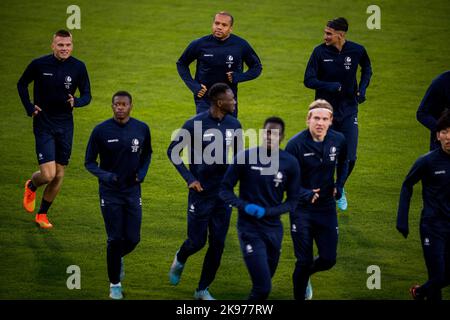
[35, 214, 53, 229]
[23, 179, 36, 213]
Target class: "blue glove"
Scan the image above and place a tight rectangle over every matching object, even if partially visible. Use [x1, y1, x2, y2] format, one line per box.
[244, 204, 266, 219]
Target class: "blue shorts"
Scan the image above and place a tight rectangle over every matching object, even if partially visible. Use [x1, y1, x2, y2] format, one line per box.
[33, 114, 73, 165]
[332, 113, 358, 161]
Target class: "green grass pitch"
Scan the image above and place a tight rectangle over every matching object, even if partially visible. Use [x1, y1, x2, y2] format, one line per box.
[0, 0, 449, 299]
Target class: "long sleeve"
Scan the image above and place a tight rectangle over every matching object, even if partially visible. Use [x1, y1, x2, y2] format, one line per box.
[335, 138, 349, 188]
[285, 140, 315, 203]
[304, 49, 341, 92]
[416, 78, 445, 132]
[84, 129, 117, 183]
[397, 157, 426, 234]
[265, 161, 302, 217]
[17, 60, 36, 116]
[232, 42, 262, 83]
[167, 122, 197, 186]
[358, 48, 372, 94]
[219, 157, 249, 211]
[176, 40, 202, 94]
[417, 108, 439, 132]
[73, 63, 91, 108]
[137, 125, 152, 182]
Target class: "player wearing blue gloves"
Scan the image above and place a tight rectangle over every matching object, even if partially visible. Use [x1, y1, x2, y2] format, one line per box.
[220, 117, 308, 300]
[244, 204, 266, 219]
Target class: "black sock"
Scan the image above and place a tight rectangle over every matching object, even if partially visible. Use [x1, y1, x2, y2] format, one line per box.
[38, 199, 52, 214]
[28, 180, 37, 192]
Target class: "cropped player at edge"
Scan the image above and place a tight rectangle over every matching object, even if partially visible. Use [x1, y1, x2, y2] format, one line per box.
[416, 70, 450, 150]
[397, 110, 450, 301]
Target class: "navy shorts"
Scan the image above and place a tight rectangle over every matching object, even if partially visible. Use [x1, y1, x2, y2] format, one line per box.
[33, 114, 73, 165]
[332, 113, 358, 161]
